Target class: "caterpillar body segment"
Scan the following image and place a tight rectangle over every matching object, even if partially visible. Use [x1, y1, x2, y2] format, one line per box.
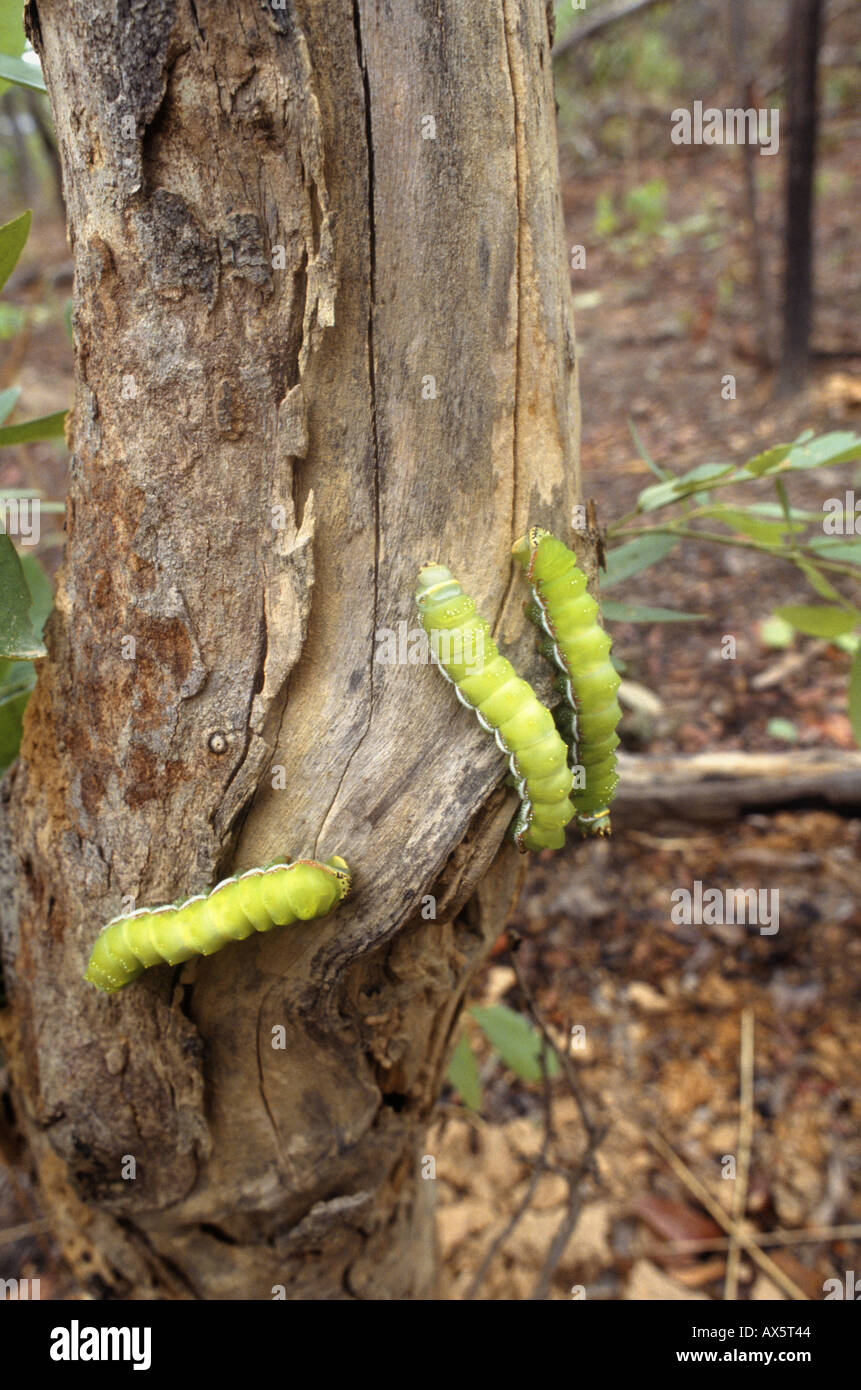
[84, 857, 352, 993]
[512, 527, 621, 836]
[416, 564, 574, 852]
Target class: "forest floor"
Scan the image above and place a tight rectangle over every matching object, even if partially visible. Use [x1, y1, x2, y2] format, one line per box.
[1, 0, 860, 1301]
[431, 1, 861, 1302]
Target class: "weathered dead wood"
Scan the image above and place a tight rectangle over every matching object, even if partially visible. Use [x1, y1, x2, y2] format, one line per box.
[0, 0, 579, 1298]
[614, 750, 861, 829]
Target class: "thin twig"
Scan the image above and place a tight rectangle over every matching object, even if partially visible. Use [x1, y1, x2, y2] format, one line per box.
[609, 523, 861, 585]
[530, 1123, 609, 1301]
[462, 1155, 547, 1301]
[641, 1222, 861, 1258]
[465, 939, 608, 1300]
[463, 1039, 557, 1300]
[530, 1181, 584, 1302]
[508, 935, 602, 1147]
[0, 1217, 52, 1250]
[434, 1100, 487, 1130]
[725, 1008, 755, 1300]
[644, 1128, 810, 1300]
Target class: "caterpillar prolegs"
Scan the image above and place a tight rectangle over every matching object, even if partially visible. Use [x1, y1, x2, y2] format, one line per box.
[415, 564, 574, 852]
[85, 857, 352, 993]
[512, 527, 621, 836]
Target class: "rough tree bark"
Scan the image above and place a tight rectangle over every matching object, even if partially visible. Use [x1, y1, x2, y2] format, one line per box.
[0, 0, 581, 1298]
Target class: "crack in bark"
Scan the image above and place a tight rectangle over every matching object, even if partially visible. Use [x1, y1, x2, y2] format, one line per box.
[315, 0, 380, 858]
[494, 0, 526, 643]
[254, 987, 288, 1175]
[187, 0, 204, 42]
[210, 591, 266, 837]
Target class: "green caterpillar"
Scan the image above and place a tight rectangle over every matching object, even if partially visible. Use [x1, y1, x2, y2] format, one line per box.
[415, 563, 574, 852]
[84, 857, 351, 993]
[512, 527, 621, 836]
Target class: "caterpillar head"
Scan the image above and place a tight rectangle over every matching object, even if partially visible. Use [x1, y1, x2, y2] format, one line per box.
[415, 564, 475, 627]
[324, 855, 353, 898]
[512, 527, 550, 582]
[577, 809, 611, 838]
[416, 563, 461, 609]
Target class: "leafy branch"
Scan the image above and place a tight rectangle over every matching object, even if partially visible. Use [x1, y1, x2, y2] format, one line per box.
[601, 424, 861, 741]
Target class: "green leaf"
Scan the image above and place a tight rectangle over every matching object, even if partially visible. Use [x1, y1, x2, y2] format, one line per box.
[0, 409, 67, 446]
[0, 209, 31, 295]
[746, 502, 822, 523]
[18, 553, 53, 634]
[785, 431, 861, 472]
[446, 1032, 482, 1112]
[744, 443, 792, 477]
[795, 559, 845, 603]
[635, 478, 681, 513]
[470, 1005, 560, 1086]
[775, 604, 861, 639]
[0, 1, 26, 58]
[0, 533, 46, 659]
[671, 462, 737, 494]
[0, 687, 30, 774]
[0, 0, 27, 97]
[694, 505, 804, 544]
[636, 462, 736, 513]
[602, 534, 678, 588]
[0, 52, 45, 92]
[0, 386, 20, 424]
[0, 300, 25, 339]
[0, 653, 34, 694]
[849, 647, 861, 749]
[593, 190, 618, 239]
[808, 537, 861, 565]
[628, 419, 670, 480]
[759, 615, 795, 649]
[766, 718, 798, 744]
[0, 540, 51, 767]
[602, 599, 703, 623]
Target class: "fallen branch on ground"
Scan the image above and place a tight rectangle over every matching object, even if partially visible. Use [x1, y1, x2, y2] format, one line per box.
[614, 750, 861, 828]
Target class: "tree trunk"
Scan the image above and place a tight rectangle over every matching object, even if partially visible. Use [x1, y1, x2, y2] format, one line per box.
[777, 0, 823, 395]
[0, 0, 580, 1299]
[727, 0, 772, 368]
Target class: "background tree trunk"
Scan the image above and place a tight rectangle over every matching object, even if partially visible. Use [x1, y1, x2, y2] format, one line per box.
[777, 0, 823, 395]
[0, 0, 580, 1299]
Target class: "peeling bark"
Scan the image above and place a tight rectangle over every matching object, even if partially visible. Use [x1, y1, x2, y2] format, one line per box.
[1, 0, 579, 1298]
